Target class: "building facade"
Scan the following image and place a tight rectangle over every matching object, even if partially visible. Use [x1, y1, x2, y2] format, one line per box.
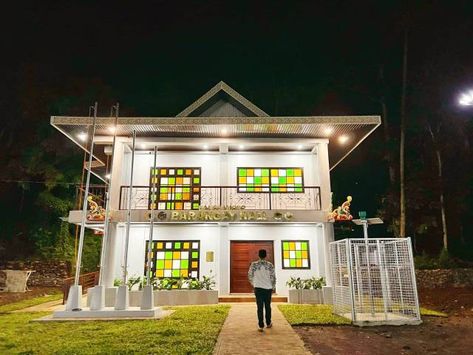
[52, 81, 380, 297]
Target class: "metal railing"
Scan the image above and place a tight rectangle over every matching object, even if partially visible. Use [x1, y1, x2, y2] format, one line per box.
[119, 186, 321, 210]
[62, 271, 99, 304]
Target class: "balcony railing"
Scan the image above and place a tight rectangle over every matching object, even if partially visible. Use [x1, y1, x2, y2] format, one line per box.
[119, 186, 321, 211]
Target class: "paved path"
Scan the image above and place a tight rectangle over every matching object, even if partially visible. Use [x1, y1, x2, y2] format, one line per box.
[214, 303, 310, 355]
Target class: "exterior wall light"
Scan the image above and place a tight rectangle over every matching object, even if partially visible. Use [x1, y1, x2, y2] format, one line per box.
[324, 127, 334, 136]
[77, 132, 88, 142]
[338, 135, 349, 144]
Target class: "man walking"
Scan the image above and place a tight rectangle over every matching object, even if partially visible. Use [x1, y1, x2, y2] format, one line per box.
[248, 249, 276, 332]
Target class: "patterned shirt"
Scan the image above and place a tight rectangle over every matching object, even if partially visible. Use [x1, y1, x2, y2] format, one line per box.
[248, 259, 276, 290]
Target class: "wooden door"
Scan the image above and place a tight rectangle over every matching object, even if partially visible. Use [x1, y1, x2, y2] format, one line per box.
[230, 241, 274, 293]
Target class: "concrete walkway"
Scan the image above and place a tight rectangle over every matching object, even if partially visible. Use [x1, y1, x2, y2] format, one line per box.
[214, 303, 310, 355]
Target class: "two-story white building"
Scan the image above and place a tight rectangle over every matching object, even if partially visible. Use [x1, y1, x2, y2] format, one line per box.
[52, 81, 380, 298]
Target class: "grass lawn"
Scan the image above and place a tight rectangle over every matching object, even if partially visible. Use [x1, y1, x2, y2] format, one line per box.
[0, 300, 230, 354]
[279, 304, 447, 326]
[0, 293, 62, 313]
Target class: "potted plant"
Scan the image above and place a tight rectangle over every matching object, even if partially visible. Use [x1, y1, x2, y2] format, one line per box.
[286, 276, 325, 304]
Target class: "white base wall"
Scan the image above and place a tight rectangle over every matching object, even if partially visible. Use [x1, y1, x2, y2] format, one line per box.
[111, 223, 329, 296]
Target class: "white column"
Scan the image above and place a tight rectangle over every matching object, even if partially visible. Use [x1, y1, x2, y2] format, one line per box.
[317, 142, 332, 212]
[102, 223, 119, 287]
[219, 224, 230, 295]
[322, 222, 335, 286]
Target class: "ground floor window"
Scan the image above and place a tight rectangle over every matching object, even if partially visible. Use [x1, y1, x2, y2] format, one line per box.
[281, 240, 310, 269]
[145, 240, 200, 278]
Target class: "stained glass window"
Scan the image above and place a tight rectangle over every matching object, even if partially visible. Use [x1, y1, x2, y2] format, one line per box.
[281, 240, 310, 269]
[145, 240, 200, 278]
[237, 168, 304, 192]
[149, 167, 201, 210]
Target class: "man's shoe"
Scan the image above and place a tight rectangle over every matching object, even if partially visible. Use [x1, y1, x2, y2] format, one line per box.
[266, 323, 273, 328]
[258, 327, 264, 332]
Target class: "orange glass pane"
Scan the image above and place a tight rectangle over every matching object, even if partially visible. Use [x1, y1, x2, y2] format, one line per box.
[164, 260, 172, 269]
[173, 251, 180, 259]
[192, 261, 198, 268]
[296, 259, 302, 267]
[175, 202, 183, 210]
[156, 270, 164, 277]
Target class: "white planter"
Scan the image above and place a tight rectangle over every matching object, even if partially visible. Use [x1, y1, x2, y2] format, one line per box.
[288, 289, 324, 304]
[129, 290, 142, 307]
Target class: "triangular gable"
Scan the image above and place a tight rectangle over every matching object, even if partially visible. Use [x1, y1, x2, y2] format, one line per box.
[176, 81, 269, 117]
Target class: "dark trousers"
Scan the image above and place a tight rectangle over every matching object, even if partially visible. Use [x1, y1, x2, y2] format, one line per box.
[254, 287, 272, 328]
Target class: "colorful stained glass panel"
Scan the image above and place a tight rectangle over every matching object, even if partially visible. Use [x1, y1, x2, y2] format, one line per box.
[149, 167, 201, 210]
[145, 240, 200, 279]
[237, 167, 304, 192]
[281, 240, 310, 269]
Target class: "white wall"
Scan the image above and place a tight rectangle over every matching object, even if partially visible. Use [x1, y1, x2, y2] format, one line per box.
[115, 224, 220, 288]
[225, 224, 325, 296]
[120, 150, 320, 187]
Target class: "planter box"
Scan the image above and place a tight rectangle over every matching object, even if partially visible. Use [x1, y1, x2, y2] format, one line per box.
[98, 288, 218, 306]
[288, 289, 324, 304]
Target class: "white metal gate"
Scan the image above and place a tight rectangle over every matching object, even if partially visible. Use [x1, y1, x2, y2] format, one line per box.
[330, 238, 421, 326]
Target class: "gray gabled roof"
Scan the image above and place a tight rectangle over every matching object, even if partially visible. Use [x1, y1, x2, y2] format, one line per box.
[176, 81, 269, 117]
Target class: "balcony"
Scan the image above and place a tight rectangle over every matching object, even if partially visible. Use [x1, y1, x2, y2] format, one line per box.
[119, 186, 321, 211]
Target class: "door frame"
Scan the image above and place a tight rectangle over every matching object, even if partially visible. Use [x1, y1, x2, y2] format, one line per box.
[229, 240, 275, 294]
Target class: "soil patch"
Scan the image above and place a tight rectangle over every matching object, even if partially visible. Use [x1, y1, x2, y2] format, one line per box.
[0, 287, 61, 306]
[295, 287, 473, 355]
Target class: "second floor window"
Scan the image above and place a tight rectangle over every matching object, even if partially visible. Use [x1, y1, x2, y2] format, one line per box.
[149, 167, 201, 210]
[237, 167, 304, 193]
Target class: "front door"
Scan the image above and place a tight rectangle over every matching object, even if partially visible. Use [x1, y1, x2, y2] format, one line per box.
[230, 241, 274, 293]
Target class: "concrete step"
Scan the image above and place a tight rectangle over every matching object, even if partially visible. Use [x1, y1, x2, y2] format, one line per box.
[219, 294, 287, 303]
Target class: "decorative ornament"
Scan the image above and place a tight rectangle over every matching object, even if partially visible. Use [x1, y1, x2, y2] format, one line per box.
[328, 196, 353, 222]
[86, 196, 106, 221]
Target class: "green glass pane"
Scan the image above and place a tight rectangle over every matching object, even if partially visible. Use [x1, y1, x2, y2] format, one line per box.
[159, 187, 166, 193]
[301, 242, 308, 250]
[172, 270, 180, 277]
[192, 251, 198, 259]
[254, 177, 262, 184]
[181, 260, 188, 269]
[296, 251, 302, 258]
[168, 177, 175, 185]
[183, 187, 190, 192]
[279, 177, 286, 184]
[177, 169, 183, 175]
[247, 187, 254, 192]
[192, 203, 199, 209]
[262, 169, 269, 176]
[290, 259, 296, 267]
[175, 242, 181, 249]
[175, 193, 182, 200]
[283, 242, 289, 250]
[193, 177, 200, 184]
[271, 187, 279, 192]
[157, 260, 164, 269]
[165, 252, 172, 259]
[295, 187, 303, 192]
[287, 169, 294, 176]
[239, 169, 246, 177]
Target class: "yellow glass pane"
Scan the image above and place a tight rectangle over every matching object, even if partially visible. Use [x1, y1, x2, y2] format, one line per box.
[247, 169, 254, 176]
[287, 176, 294, 183]
[301, 251, 308, 258]
[165, 260, 172, 269]
[180, 270, 188, 277]
[296, 259, 302, 267]
[156, 270, 164, 277]
[173, 251, 181, 259]
[183, 242, 189, 249]
[283, 251, 290, 258]
[157, 242, 163, 249]
[185, 169, 192, 175]
[289, 242, 295, 250]
[160, 169, 166, 175]
[271, 169, 278, 177]
[239, 177, 246, 184]
[192, 261, 198, 268]
[160, 193, 167, 200]
[294, 169, 302, 176]
[262, 177, 269, 184]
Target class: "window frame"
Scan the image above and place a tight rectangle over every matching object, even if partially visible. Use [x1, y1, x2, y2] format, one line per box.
[236, 167, 305, 193]
[281, 240, 311, 269]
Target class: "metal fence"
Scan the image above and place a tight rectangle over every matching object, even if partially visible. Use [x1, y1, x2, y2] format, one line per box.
[330, 238, 421, 326]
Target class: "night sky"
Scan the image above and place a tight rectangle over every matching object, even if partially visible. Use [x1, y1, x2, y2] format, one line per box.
[1, 1, 473, 246]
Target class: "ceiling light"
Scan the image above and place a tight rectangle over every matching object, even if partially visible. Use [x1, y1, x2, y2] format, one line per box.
[324, 127, 334, 136]
[77, 132, 88, 142]
[338, 135, 349, 144]
[140, 143, 146, 149]
[297, 145, 303, 150]
[239, 145, 245, 150]
[105, 174, 111, 179]
[221, 128, 228, 136]
[203, 144, 209, 150]
[108, 126, 116, 134]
